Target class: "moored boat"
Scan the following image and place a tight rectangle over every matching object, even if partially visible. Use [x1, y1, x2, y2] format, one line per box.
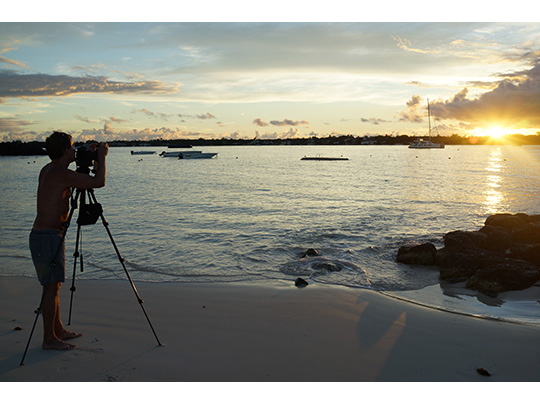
[301, 155, 348, 161]
[160, 151, 202, 157]
[131, 150, 156, 155]
[409, 99, 445, 149]
[178, 152, 217, 159]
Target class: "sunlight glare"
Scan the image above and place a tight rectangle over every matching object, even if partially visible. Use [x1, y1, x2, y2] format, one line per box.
[472, 126, 509, 139]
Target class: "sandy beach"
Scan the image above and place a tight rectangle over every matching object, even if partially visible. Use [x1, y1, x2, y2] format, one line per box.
[1, 276, 540, 383]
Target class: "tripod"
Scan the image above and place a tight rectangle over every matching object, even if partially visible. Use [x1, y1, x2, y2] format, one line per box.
[20, 186, 161, 366]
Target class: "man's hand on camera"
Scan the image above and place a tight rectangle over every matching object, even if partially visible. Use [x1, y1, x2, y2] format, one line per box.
[98, 143, 109, 159]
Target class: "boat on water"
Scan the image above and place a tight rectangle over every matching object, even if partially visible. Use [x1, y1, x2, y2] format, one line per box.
[301, 155, 349, 161]
[178, 152, 217, 159]
[160, 150, 217, 159]
[409, 99, 445, 149]
[160, 150, 202, 157]
[131, 150, 156, 155]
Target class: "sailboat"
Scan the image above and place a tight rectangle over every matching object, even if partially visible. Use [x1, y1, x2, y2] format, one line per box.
[409, 99, 445, 149]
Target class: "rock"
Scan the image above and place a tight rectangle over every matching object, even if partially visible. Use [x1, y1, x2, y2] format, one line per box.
[302, 248, 320, 258]
[478, 225, 512, 252]
[397, 243, 437, 265]
[508, 243, 540, 265]
[443, 230, 487, 249]
[434, 247, 481, 282]
[396, 213, 540, 297]
[466, 258, 540, 297]
[295, 277, 309, 288]
[512, 222, 540, 245]
[477, 368, 491, 376]
[484, 213, 528, 231]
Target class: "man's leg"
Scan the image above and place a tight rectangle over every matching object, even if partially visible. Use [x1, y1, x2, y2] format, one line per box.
[41, 282, 76, 350]
[53, 285, 83, 341]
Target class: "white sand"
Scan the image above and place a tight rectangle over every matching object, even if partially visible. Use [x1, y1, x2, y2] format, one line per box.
[1, 276, 540, 383]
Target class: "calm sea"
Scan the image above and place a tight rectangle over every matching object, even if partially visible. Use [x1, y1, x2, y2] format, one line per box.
[2, 144, 540, 323]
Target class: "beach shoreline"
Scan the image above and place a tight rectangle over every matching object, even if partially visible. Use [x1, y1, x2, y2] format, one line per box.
[1, 276, 540, 382]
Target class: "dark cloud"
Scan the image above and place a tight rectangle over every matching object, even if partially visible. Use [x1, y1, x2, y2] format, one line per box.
[429, 61, 540, 127]
[398, 94, 424, 123]
[253, 118, 269, 126]
[269, 118, 309, 126]
[399, 60, 540, 129]
[0, 69, 179, 98]
[361, 117, 390, 125]
[196, 112, 216, 120]
[0, 117, 35, 132]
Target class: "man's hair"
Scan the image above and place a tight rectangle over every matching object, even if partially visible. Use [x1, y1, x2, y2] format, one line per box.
[45, 131, 72, 160]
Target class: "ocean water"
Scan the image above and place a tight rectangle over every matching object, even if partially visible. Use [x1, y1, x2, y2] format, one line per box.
[2, 144, 540, 324]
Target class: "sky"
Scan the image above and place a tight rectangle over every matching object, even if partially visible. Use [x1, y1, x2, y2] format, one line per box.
[2, 12, 540, 142]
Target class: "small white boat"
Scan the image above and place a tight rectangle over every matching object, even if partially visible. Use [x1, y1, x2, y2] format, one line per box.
[131, 150, 156, 155]
[408, 139, 444, 149]
[160, 150, 217, 159]
[160, 151, 202, 157]
[409, 99, 445, 149]
[301, 155, 348, 161]
[178, 152, 217, 159]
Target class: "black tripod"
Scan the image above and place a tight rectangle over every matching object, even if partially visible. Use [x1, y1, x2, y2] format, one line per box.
[20, 187, 161, 366]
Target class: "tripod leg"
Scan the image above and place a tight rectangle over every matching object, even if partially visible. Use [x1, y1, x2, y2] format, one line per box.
[88, 189, 162, 346]
[20, 288, 46, 366]
[68, 223, 82, 325]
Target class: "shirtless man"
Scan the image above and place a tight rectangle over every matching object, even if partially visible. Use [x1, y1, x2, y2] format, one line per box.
[29, 131, 108, 350]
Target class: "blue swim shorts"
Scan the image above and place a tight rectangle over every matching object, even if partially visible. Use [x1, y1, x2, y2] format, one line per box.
[29, 229, 66, 286]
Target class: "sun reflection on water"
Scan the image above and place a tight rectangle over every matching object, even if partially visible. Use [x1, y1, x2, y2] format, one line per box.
[483, 147, 505, 214]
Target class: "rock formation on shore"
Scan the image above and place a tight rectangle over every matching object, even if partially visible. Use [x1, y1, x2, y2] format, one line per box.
[397, 213, 540, 297]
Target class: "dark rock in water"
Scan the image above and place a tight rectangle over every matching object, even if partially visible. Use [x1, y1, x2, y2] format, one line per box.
[485, 213, 529, 231]
[435, 247, 481, 282]
[396, 213, 540, 297]
[295, 278, 309, 288]
[302, 248, 320, 258]
[466, 258, 540, 297]
[443, 230, 487, 249]
[512, 222, 540, 245]
[396, 243, 437, 265]
[508, 243, 540, 265]
[478, 225, 512, 252]
[477, 368, 491, 376]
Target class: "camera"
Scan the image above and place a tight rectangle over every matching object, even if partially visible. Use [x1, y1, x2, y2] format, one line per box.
[75, 144, 99, 174]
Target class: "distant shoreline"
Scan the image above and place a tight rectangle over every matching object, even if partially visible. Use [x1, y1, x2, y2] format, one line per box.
[2, 134, 539, 155]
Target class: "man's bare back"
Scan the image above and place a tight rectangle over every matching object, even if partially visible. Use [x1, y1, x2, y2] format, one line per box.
[33, 163, 73, 231]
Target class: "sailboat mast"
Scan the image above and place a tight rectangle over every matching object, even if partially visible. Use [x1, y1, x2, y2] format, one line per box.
[427, 98, 432, 139]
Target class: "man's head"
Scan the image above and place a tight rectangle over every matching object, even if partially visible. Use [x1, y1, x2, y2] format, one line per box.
[45, 132, 73, 160]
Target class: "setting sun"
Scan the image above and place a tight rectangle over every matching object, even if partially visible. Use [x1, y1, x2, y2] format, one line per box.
[471, 126, 509, 139]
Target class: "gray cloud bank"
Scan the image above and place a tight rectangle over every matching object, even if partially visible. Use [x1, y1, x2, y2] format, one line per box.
[0, 70, 179, 98]
[400, 59, 540, 129]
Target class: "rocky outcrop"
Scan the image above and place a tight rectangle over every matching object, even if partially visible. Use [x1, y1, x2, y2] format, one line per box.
[396, 243, 437, 265]
[397, 213, 540, 297]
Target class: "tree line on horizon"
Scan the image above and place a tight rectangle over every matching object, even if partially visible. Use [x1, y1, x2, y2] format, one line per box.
[1, 133, 539, 155]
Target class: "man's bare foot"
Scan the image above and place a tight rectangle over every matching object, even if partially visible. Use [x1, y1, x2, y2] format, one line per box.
[42, 338, 76, 350]
[57, 330, 83, 340]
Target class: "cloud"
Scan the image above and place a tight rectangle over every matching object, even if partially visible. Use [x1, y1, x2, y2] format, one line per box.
[269, 118, 309, 127]
[429, 60, 540, 128]
[398, 94, 425, 123]
[195, 112, 216, 119]
[0, 69, 179, 98]
[253, 118, 269, 126]
[0, 44, 30, 69]
[361, 117, 390, 125]
[255, 127, 300, 139]
[0, 117, 35, 132]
